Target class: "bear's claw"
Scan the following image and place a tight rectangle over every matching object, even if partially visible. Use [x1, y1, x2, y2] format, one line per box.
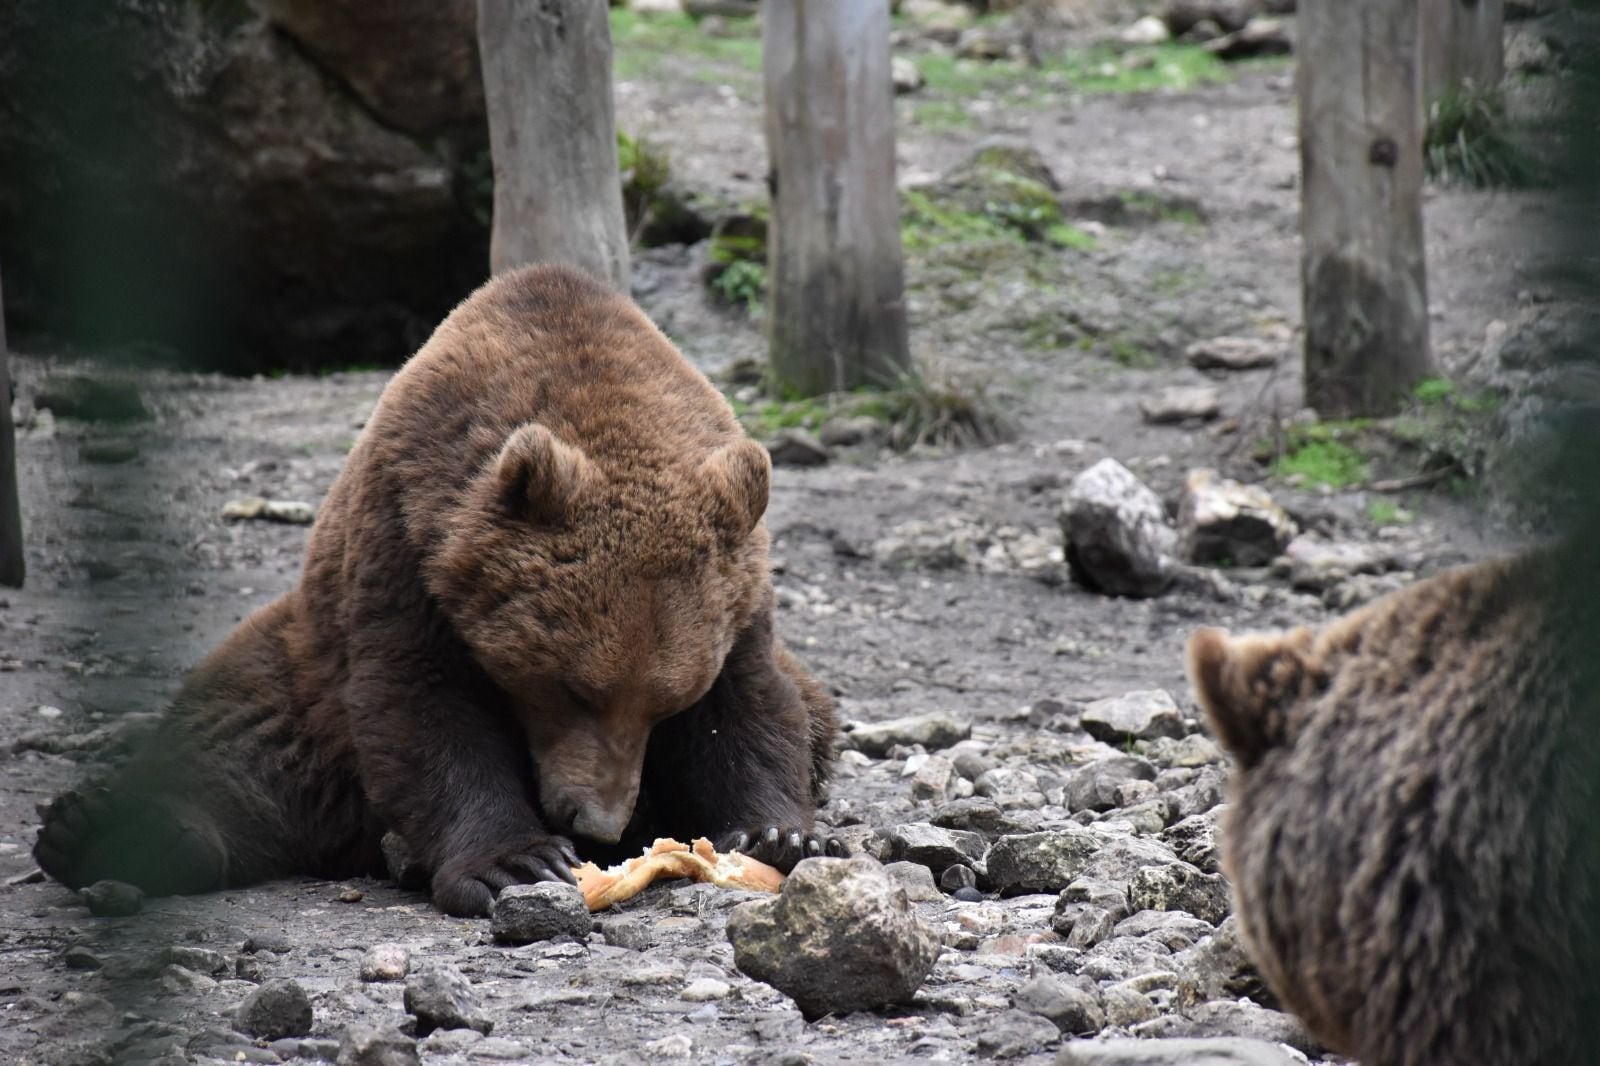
[718, 826, 847, 872]
[432, 834, 580, 918]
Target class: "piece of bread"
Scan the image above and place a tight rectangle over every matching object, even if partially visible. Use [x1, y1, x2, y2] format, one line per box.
[573, 837, 784, 911]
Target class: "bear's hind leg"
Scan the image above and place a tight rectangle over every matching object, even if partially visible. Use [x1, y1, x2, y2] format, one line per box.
[35, 779, 229, 896]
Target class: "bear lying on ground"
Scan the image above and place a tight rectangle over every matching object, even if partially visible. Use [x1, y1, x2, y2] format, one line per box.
[1187, 550, 1599, 1066]
[34, 264, 842, 917]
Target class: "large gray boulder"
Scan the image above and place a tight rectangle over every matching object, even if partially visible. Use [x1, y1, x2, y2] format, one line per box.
[1062, 459, 1179, 598]
[726, 856, 943, 1019]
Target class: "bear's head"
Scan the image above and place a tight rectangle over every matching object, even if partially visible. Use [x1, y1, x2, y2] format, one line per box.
[1186, 625, 1320, 770]
[429, 421, 773, 843]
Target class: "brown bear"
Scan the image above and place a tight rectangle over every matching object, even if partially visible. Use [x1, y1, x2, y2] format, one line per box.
[34, 264, 843, 917]
[1187, 550, 1600, 1066]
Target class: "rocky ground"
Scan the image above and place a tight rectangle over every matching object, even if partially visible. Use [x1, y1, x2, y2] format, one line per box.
[0, 2, 1586, 1064]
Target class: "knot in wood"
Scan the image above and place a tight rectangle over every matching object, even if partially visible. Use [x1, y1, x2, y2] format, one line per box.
[1369, 137, 1399, 167]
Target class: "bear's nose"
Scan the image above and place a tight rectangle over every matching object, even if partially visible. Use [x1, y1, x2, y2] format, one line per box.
[572, 805, 630, 844]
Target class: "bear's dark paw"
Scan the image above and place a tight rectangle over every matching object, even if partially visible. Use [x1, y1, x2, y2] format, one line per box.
[718, 826, 848, 872]
[34, 786, 226, 895]
[431, 834, 581, 918]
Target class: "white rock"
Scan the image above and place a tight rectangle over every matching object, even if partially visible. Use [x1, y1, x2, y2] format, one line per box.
[1121, 15, 1173, 45]
[1061, 458, 1179, 598]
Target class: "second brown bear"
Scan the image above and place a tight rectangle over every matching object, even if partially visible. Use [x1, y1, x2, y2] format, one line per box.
[1188, 551, 1600, 1065]
[35, 265, 842, 917]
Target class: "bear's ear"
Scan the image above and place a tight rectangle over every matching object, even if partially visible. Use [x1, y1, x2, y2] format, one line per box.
[701, 438, 770, 543]
[1186, 626, 1313, 769]
[493, 423, 594, 525]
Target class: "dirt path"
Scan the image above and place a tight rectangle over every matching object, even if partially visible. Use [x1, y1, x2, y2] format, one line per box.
[0, 15, 1557, 1066]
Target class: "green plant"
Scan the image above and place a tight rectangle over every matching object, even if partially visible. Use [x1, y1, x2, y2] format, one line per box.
[869, 367, 1013, 450]
[1275, 439, 1369, 488]
[710, 259, 766, 315]
[1413, 376, 1455, 405]
[1366, 498, 1412, 526]
[1425, 82, 1536, 188]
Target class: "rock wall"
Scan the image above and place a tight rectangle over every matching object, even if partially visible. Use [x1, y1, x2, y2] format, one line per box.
[0, 0, 489, 372]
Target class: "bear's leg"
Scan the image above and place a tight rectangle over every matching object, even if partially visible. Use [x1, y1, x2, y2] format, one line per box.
[643, 609, 845, 872]
[345, 650, 578, 918]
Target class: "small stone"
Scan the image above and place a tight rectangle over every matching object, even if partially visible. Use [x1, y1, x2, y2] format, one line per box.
[1120, 15, 1173, 45]
[1173, 915, 1277, 1010]
[819, 414, 887, 448]
[1162, 812, 1222, 874]
[1280, 535, 1393, 591]
[404, 962, 494, 1036]
[338, 887, 364, 903]
[419, 1029, 484, 1055]
[727, 856, 943, 1019]
[598, 916, 652, 951]
[360, 944, 411, 982]
[953, 886, 984, 903]
[63, 945, 102, 970]
[469, 1037, 531, 1060]
[222, 497, 316, 524]
[842, 712, 971, 756]
[236, 956, 266, 982]
[1114, 910, 1216, 952]
[1013, 974, 1106, 1035]
[892, 55, 925, 94]
[1066, 755, 1159, 813]
[337, 1023, 421, 1066]
[82, 879, 144, 917]
[1139, 387, 1220, 425]
[1133, 1000, 1319, 1055]
[1057, 1036, 1307, 1064]
[974, 1009, 1061, 1058]
[766, 428, 830, 467]
[985, 829, 1103, 895]
[871, 855, 943, 902]
[234, 979, 313, 1039]
[163, 945, 229, 974]
[932, 797, 1014, 837]
[884, 822, 988, 877]
[681, 978, 731, 1002]
[643, 1032, 694, 1058]
[1061, 459, 1178, 599]
[1178, 469, 1296, 567]
[1185, 336, 1281, 370]
[1082, 690, 1185, 743]
[911, 754, 955, 801]
[1128, 863, 1232, 925]
[160, 964, 217, 994]
[244, 932, 293, 955]
[491, 882, 593, 944]
[940, 863, 978, 894]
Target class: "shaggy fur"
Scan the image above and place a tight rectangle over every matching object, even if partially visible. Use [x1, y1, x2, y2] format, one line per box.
[1188, 551, 1600, 1065]
[34, 265, 841, 917]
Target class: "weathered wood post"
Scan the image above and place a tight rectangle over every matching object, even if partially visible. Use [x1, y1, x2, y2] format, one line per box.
[1299, 0, 1433, 418]
[762, 0, 911, 397]
[476, 0, 630, 290]
[1423, 0, 1505, 101]
[0, 261, 23, 587]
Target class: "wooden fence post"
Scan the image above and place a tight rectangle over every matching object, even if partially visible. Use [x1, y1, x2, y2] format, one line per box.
[477, 0, 630, 290]
[763, 0, 911, 397]
[1299, 0, 1433, 418]
[0, 262, 24, 588]
[1423, 0, 1505, 101]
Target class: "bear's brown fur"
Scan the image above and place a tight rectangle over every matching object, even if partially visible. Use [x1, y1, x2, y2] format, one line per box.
[34, 265, 841, 917]
[1188, 552, 1600, 1065]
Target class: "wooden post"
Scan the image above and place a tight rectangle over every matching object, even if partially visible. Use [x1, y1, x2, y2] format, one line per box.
[476, 0, 629, 290]
[1423, 0, 1504, 102]
[0, 261, 23, 588]
[1299, 0, 1433, 418]
[763, 0, 911, 397]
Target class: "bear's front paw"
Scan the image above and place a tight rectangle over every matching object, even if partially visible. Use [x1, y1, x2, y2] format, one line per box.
[431, 834, 581, 918]
[718, 826, 848, 873]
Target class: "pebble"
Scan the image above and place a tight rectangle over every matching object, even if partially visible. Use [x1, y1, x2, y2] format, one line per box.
[766, 428, 831, 467]
[404, 962, 494, 1036]
[681, 978, 731, 1002]
[843, 712, 971, 757]
[63, 945, 102, 970]
[221, 496, 317, 524]
[1082, 690, 1186, 743]
[973, 1008, 1061, 1058]
[244, 932, 293, 955]
[985, 828, 1102, 895]
[1140, 386, 1221, 424]
[1184, 336, 1281, 370]
[940, 863, 978, 894]
[338, 1023, 421, 1066]
[491, 882, 593, 944]
[82, 879, 144, 917]
[234, 978, 314, 1040]
[1012, 973, 1105, 1034]
[360, 944, 411, 982]
[884, 860, 944, 902]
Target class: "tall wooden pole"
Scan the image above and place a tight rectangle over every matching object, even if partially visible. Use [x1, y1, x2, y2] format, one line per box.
[1423, 0, 1505, 102]
[0, 261, 24, 588]
[1299, 0, 1433, 418]
[477, 0, 629, 290]
[763, 0, 911, 397]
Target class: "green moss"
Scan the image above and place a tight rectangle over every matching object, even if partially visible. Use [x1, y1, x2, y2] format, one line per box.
[910, 100, 978, 130]
[1047, 44, 1228, 94]
[1106, 337, 1158, 369]
[1275, 439, 1369, 488]
[748, 396, 827, 435]
[1413, 376, 1455, 405]
[901, 188, 1016, 252]
[1366, 498, 1412, 526]
[1045, 222, 1096, 250]
[1118, 190, 1203, 226]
